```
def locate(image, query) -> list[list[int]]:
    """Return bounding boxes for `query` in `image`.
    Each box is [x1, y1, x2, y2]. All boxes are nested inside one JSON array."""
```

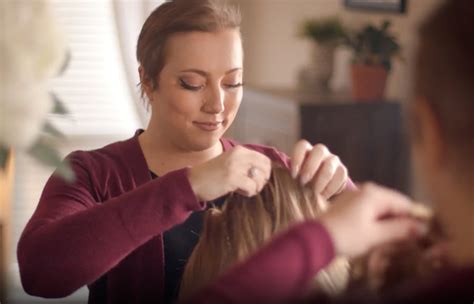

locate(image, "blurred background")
[[0, 0, 442, 302]]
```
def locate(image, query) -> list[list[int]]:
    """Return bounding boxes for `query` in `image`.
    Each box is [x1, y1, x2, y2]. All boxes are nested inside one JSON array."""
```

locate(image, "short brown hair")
[[414, 0, 474, 171], [136, 0, 241, 97]]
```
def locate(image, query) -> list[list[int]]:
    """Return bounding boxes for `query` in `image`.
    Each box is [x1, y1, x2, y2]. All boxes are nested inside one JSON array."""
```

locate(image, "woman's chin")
[[187, 134, 222, 152]]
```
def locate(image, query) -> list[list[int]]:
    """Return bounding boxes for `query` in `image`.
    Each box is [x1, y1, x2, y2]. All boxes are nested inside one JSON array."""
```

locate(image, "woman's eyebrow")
[[179, 68, 242, 76], [224, 68, 243, 75]]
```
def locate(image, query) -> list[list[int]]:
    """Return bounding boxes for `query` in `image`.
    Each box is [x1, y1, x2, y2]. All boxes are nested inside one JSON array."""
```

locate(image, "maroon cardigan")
[[17, 130, 294, 303]]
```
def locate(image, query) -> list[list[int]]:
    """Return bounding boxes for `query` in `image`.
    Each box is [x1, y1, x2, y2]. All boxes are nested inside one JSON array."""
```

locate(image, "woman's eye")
[[180, 79, 204, 91], [224, 82, 244, 89]]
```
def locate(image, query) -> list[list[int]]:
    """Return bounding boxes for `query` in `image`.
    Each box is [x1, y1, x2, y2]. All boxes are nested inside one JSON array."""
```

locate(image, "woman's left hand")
[[291, 139, 348, 200]]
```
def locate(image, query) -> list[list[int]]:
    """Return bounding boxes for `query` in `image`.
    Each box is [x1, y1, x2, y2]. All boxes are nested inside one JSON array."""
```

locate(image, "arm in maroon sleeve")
[[17, 152, 204, 298], [188, 221, 336, 304]]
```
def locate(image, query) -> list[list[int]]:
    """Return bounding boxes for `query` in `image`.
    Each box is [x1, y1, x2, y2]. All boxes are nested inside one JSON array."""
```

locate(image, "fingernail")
[[320, 191, 328, 200], [300, 174, 310, 185], [416, 223, 429, 236], [292, 165, 299, 179]]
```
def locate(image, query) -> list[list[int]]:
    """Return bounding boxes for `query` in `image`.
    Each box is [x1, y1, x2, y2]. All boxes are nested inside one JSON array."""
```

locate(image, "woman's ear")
[[138, 66, 153, 103], [413, 96, 445, 170]]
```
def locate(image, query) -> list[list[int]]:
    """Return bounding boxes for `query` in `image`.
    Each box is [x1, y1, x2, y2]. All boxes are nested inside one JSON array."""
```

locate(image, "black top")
[[150, 172, 226, 304]]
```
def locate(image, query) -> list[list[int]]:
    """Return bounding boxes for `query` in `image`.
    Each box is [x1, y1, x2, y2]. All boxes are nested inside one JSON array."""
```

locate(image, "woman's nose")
[[202, 86, 224, 114]]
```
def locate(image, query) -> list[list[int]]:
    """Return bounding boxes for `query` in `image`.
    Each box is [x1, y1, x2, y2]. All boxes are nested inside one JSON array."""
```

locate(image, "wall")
[[235, 0, 443, 102], [234, 0, 340, 90]]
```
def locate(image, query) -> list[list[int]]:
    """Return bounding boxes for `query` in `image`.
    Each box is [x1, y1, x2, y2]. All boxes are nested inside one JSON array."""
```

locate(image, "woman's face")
[[148, 29, 243, 151]]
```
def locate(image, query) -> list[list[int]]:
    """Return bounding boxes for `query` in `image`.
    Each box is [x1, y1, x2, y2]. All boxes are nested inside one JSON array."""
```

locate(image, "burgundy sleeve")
[[188, 221, 335, 304], [17, 153, 204, 298]]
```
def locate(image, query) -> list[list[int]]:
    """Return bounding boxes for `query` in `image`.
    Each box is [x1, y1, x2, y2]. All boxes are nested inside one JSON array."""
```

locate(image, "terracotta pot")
[[351, 64, 388, 102]]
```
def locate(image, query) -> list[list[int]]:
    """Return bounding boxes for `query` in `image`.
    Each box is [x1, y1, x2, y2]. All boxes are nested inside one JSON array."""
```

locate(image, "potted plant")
[[344, 20, 401, 101], [298, 17, 346, 94]]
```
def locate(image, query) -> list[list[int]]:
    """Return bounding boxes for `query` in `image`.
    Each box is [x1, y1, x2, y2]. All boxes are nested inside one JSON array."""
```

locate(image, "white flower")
[[0, 0, 66, 149], [0, 80, 53, 149]]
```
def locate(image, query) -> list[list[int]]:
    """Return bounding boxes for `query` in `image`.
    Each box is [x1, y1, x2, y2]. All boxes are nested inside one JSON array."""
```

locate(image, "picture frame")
[[344, 0, 407, 14]]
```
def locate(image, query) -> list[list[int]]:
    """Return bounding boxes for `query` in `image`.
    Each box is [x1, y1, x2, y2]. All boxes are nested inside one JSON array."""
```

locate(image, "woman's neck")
[[138, 128, 223, 176], [434, 178, 474, 267]]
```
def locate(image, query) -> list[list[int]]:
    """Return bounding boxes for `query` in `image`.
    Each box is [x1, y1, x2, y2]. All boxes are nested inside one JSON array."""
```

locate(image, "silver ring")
[[248, 166, 258, 178]]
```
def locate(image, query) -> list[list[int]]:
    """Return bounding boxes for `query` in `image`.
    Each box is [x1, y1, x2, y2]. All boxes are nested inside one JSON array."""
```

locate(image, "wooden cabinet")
[[300, 102, 411, 194]]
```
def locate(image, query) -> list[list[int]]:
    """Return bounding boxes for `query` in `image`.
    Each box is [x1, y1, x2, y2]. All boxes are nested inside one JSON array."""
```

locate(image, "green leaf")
[[55, 159, 75, 183], [0, 145, 10, 170], [51, 92, 69, 115], [27, 139, 75, 182], [300, 17, 346, 45], [57, 49, 71, 77], [43, 121, 64, 138], [344, 19, 401, 69]]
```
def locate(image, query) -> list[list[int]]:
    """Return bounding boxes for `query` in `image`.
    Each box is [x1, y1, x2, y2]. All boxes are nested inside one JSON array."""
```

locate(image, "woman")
[[17, 1, 353, 303], [184, 0, 474, 302]]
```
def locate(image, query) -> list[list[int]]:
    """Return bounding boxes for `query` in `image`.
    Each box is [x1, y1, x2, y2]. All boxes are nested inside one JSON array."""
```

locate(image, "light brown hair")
[[179, 166, 349, 300], [136, 0, 241, 99], [412, 0, 474, 173]]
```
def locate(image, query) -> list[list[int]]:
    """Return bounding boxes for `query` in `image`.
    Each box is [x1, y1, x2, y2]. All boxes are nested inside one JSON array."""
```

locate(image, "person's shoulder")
[[66, 133, 140, 171], [66, 137, 129, 161], [379, 266, 474, 304], [221, 138, 290, 168]]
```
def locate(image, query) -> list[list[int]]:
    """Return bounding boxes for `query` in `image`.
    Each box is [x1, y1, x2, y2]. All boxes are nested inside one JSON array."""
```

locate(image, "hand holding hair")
[[188, 146, 272, 201], [319, 183, 430, 259], [291, 139, 349, 200]]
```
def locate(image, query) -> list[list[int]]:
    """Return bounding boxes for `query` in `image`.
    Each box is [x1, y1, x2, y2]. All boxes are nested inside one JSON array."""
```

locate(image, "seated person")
[[347, 216, 449, 295], [180, 167, 444, 302], [179, 165, 350, 301]]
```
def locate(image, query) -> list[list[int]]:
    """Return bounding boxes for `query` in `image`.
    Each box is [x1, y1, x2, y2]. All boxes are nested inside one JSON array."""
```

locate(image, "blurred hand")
[[188, 146, 272, 201], [319, 183, 429, 259], [291, 139, 348, 200]]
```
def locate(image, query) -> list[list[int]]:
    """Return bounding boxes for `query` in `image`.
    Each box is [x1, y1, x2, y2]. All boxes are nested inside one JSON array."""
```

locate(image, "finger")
[[231, 147, 272, 183], [321, 164, 348, 199], [246, 151, 272, 182], [423, 241, 451, 264], [375, 217, 429, 245], [232, 146, 272, 170], [242, 164, 270, 196], [312, 155, 339, 195], [299, 144, 329, 185], [247, 167, 269, 194], [256, 156, 272, 182], [235, 176, 260, 197], [290, 139, 312, 178], [360, 183, 414, 217]]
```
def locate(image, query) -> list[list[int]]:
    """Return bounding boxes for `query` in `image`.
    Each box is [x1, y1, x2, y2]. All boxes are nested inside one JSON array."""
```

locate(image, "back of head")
[[414, 0, 474, 174], [179, 166, 328, 300]]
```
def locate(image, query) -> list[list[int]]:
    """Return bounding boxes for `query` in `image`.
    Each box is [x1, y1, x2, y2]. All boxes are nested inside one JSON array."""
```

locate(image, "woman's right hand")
[[187, 146, 272, 201], [320, 183, 430, 259]]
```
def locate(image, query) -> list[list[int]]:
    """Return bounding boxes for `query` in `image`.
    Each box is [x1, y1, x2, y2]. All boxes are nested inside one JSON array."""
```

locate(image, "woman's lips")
[[193, 121, 223, 132]]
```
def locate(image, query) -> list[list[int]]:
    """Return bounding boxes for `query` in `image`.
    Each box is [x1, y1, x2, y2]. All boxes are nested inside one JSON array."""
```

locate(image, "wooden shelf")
[[299, 102, 411, 194]]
